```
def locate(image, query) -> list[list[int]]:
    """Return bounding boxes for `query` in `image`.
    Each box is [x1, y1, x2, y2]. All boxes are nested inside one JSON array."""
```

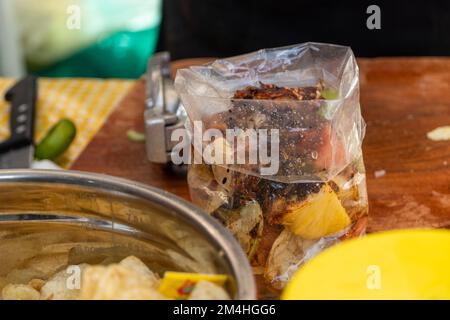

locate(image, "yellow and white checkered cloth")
[[0, 78, 133, 168]]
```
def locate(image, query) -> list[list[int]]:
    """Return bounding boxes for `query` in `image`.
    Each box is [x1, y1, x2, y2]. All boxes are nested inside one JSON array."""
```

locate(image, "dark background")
[[158, 0, 450, 59]]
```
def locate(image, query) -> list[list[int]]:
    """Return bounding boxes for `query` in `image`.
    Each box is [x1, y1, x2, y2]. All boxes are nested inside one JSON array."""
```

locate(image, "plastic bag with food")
[[175, 43, 368, 294]]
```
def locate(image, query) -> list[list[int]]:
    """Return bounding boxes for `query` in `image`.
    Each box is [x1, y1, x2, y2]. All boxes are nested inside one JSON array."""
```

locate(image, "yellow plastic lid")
[[282, 229, 450, 300]]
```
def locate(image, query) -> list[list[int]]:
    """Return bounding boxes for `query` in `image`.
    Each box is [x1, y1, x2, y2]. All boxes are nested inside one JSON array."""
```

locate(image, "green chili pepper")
[[35, 119, 77, 160]]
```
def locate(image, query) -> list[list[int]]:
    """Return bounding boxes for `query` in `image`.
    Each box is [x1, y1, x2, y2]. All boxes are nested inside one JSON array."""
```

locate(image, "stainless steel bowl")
[[0, 170, 256, 299]]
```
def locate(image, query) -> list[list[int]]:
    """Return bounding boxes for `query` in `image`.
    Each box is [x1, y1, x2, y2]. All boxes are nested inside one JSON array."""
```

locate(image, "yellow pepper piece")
[[159, 272, 228, 300]]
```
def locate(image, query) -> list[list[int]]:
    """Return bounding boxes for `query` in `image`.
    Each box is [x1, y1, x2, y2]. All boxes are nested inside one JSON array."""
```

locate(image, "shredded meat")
[[233, 82, 324, 101]]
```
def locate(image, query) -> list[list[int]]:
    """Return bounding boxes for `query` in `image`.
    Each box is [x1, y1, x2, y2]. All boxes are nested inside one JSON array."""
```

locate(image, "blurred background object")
[[1, 0, 449, 79], [0, 0, 25, 77], [1, 0, 161, 78]]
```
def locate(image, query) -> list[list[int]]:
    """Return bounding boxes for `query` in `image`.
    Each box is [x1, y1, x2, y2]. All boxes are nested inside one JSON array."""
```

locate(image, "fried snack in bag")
[[175, 43, 368, 294]]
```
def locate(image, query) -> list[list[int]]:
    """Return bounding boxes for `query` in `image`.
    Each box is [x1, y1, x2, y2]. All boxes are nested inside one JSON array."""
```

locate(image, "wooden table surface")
[[73, 58, 450, 233]]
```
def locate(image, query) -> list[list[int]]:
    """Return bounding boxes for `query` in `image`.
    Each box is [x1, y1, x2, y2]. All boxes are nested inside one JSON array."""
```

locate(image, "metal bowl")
[[0, 170, 256, 299]]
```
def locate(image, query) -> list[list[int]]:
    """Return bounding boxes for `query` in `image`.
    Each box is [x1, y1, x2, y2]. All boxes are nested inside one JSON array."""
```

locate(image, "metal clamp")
[[144, 52, 187, 164]]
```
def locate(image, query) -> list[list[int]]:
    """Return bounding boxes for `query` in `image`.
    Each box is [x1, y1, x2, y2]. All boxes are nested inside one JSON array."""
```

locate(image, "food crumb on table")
[[374, 170, 386, 178], [427, 126, 450, 141]]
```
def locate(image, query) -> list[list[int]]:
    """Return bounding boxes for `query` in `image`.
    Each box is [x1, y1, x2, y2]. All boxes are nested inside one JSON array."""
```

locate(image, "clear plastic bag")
[[175, 43, 368, 294]]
